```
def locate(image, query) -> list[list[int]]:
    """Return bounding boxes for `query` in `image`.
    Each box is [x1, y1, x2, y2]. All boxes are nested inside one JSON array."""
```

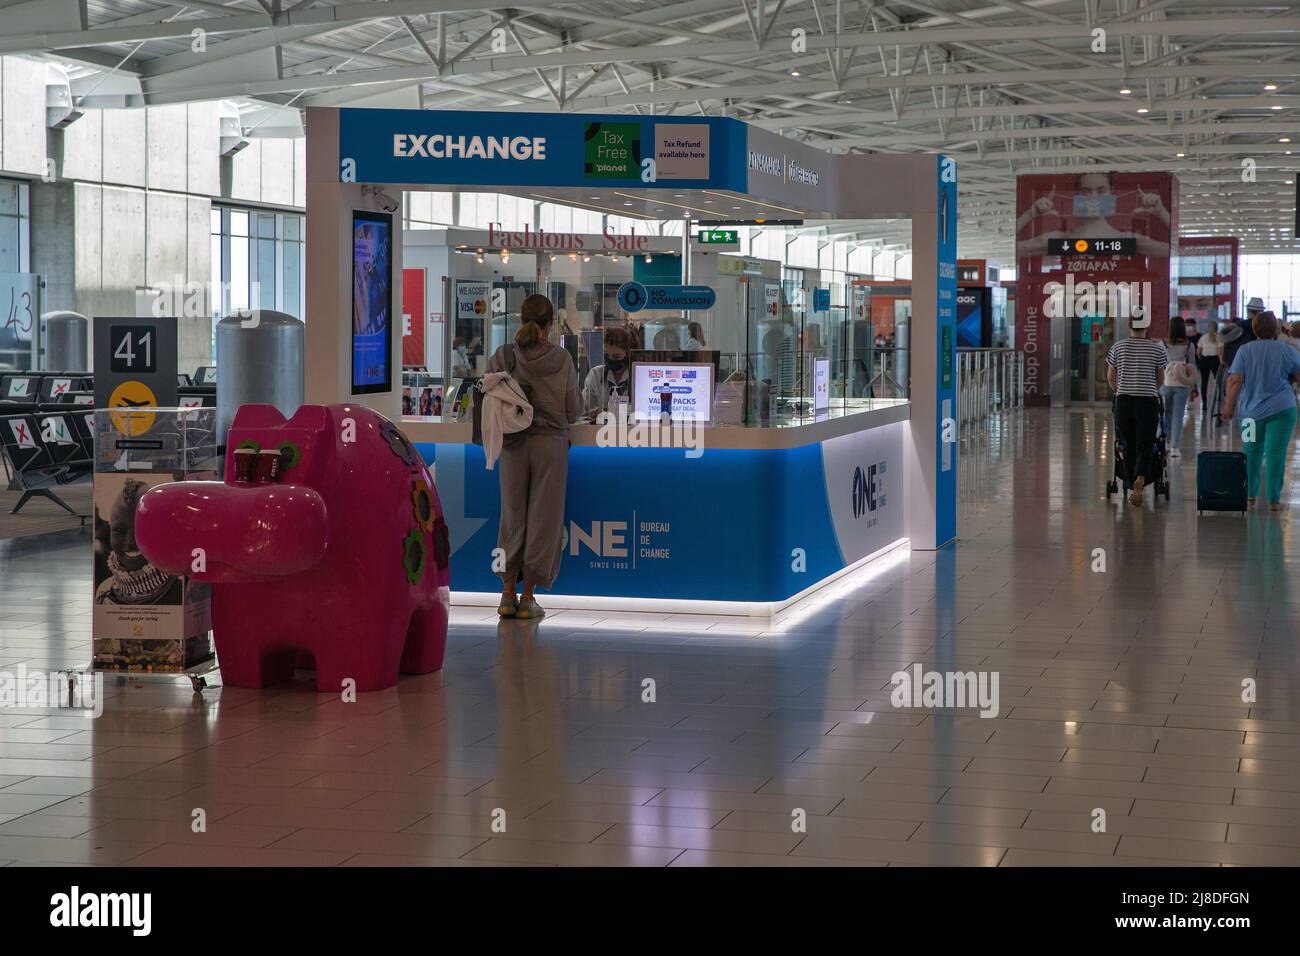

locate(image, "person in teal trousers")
[[1220, 310, 1300, 511]]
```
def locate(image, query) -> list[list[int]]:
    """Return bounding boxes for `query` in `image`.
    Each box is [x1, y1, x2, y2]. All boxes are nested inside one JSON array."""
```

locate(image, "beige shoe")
[[498, 594, 518, 617], [1129, 475, 1146, 507], [515, 597, 545, 620]]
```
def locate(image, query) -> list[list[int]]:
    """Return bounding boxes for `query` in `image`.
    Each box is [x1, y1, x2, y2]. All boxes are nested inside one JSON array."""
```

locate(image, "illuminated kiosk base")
[[411, 403, 908, 618]]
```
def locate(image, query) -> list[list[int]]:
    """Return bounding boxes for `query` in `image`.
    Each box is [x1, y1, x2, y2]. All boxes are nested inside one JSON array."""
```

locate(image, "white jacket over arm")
[[479, 371, 533, 469]]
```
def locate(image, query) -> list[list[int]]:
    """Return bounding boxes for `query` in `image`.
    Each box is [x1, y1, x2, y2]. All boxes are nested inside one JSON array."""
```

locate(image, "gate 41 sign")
[[93, 316, 179, 436]]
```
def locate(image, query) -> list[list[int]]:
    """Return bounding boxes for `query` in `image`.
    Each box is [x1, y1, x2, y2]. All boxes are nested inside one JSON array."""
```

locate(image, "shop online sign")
[[338, 109, 746, 190]]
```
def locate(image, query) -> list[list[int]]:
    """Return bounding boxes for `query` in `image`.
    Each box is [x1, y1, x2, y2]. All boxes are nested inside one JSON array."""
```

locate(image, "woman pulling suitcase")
[[1219, 310, 1300, 512]]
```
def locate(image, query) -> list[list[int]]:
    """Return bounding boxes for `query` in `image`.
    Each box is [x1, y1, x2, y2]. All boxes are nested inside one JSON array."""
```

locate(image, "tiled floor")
[[2, 404, 1299, 866]]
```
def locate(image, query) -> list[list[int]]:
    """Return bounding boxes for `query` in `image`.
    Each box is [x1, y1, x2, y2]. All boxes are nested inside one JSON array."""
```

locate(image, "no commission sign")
[[617, 282, 717, 313]]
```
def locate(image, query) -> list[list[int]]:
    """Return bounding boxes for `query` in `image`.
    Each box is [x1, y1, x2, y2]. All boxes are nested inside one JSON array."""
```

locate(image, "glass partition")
[[404, 243, 910, 429]]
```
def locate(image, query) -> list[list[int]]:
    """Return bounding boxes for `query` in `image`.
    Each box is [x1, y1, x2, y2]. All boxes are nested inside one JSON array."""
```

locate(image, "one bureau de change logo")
[[851, 461, 887, 519]]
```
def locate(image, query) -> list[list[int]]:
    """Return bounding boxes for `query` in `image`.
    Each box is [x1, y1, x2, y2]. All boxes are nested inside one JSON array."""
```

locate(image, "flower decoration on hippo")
[[134, 404, 450, 691]]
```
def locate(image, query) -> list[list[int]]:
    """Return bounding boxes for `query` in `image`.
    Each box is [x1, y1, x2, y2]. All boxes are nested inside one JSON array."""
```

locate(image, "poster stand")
[[89, 406, 218, 692]]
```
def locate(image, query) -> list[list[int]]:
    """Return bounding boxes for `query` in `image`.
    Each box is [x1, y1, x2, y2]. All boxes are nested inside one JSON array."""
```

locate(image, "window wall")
[[1239, 254, 1300, 317], [0, 179, 32, 370], [211, 205, 305, 320], [0, 178, 30, 274]]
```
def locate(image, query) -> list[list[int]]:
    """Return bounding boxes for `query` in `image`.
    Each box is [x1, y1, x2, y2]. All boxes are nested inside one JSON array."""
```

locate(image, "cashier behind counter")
[[583, 325, 633, 420]]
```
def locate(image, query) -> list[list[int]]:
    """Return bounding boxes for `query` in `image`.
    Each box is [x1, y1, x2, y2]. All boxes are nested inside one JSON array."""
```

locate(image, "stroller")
[[1106, 396, 1170, 502]]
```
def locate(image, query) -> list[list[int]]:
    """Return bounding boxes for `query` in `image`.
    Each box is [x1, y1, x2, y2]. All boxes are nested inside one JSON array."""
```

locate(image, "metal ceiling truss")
[[4, 0, 1299, 256]]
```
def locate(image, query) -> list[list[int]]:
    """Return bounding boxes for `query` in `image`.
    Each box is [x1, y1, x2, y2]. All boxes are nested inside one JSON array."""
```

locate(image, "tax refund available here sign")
[[336, 108, 746, 191], [617, 282, 717, 313]]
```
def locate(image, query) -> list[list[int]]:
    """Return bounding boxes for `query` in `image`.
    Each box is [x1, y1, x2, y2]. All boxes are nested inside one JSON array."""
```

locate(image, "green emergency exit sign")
[[697, 229, 738, 244]]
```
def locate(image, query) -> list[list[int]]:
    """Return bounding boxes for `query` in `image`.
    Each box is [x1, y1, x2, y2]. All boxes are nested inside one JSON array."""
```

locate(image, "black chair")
[[38, 373, 92, 405], [0, 412, 89, 520], [178, 387, 216, 408], [178, 373, 193, 387], [33, 412, 89, 474], [193, 365, 217, 387], [51, 390, 95, 407], [0, 373, 43, 411], [68, 409, 96, 462]]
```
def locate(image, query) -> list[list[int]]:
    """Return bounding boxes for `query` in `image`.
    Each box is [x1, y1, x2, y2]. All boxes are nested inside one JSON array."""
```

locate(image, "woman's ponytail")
[[514, 294, 555, 347]]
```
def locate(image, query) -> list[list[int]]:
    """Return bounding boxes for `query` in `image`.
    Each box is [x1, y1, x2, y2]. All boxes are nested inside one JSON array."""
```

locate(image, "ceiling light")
[[1136, 107, 1149, 114], [1281, 138, 1291, 143], [791, 70, 800, 77], [645, 255, 653, 263], [1265, 83, 1278, 91], [1176, 152, 1185, 157], [582, 254, 591, 262], [569, 252, 577, 262], [1272, 105, 1283, 110], [1119, 88, 1132, 95], [623, 201, 633, 206]]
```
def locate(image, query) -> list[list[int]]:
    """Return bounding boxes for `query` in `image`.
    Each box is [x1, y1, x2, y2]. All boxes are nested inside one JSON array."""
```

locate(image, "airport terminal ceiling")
[[8, 0, 1300, 258]]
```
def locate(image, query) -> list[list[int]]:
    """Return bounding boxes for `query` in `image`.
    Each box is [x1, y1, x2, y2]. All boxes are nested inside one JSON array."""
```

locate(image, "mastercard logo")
[[474, 299, 486, 315]]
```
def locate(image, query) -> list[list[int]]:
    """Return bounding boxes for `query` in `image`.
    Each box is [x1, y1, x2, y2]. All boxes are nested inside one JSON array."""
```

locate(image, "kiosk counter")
[[303, 106, 960, 614], [406, 400, 909, 613]]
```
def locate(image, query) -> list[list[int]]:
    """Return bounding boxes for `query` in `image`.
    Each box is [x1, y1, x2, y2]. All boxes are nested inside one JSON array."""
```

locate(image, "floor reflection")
[[2, 404, 1300, 865]]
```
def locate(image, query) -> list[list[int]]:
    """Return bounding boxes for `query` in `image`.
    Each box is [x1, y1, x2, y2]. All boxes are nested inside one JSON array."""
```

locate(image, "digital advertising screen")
[[955, 290, 986, 349], [631, 362, 714, 422], [351, 210, 393, 394]]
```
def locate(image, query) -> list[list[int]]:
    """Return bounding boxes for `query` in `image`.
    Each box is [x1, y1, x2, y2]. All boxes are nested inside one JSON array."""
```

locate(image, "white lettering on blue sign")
[[786, 160, 819, 187], [748, 151, 782, 177], [392, 134, 547, 161]]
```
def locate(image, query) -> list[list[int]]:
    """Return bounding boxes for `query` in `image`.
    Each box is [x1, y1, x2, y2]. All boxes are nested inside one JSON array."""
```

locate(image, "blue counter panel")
[[417, 421, 905, 603]]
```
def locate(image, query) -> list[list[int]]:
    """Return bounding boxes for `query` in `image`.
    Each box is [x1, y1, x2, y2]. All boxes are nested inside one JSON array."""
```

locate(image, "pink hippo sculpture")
[[135, 404, 450, 691]]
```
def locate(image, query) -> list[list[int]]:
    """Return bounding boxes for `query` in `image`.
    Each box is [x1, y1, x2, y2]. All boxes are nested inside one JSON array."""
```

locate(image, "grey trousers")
[[497, 432, 569, 589]]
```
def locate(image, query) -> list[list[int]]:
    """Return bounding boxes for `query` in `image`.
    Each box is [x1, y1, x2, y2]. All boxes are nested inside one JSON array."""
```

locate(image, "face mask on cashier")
[[606, 357, 627, 373], [1072, 193, 1117, 217]]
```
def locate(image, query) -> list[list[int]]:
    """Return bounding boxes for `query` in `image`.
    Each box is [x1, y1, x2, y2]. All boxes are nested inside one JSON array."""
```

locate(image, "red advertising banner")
[[402, 268, 426, 367], [1015, 170, 1178, 405]]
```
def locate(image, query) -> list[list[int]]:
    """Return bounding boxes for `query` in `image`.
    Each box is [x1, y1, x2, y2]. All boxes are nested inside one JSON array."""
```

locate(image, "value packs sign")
[[339, 109, 746, 191], [419, 419, 905, 603]]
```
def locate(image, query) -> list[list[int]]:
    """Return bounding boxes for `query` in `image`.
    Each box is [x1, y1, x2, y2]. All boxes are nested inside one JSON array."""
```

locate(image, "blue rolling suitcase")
[[1197, 451, 1248, 514]]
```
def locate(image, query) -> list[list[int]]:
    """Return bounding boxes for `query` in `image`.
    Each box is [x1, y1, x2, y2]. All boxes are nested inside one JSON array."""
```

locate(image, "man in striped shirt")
[[1106, 316, 1168, 506]]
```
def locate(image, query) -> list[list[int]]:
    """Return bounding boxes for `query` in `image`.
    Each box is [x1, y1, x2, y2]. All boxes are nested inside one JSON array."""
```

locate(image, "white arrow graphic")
[[432, 443, 488, 559]]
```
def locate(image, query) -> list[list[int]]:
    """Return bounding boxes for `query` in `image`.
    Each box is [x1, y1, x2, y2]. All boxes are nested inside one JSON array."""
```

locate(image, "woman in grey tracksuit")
[[487, 294, 580, 620]]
